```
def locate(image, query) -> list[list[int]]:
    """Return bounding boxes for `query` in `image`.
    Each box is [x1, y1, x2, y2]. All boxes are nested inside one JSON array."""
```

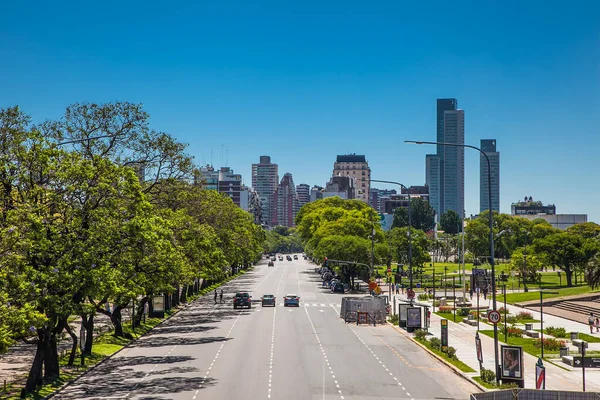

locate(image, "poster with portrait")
[[501, 345, 523, 379], [406, 307, 422, 328]]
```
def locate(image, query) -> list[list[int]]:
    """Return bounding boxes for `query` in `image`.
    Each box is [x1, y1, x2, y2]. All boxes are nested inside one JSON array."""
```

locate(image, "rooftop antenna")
[[226, 149, 229, 166], [210, 148, 213, 167], [221, 144, 224, 167]]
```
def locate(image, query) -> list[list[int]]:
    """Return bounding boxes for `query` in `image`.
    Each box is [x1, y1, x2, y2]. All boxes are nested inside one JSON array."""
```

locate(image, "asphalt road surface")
[[55, 257, 480, 399]]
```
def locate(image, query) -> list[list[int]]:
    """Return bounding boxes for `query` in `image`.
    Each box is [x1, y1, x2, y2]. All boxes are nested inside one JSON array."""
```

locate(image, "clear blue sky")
[[1, 1, 599, 222]]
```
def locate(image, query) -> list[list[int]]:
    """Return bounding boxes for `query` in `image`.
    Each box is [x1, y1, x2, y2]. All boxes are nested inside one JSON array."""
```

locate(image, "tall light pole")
[[371, 179, 413, 290], [406, 140, 500, 384]]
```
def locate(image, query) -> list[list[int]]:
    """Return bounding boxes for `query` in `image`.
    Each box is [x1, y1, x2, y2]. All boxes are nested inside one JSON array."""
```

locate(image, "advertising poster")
[[406, 307, 421, 328], [501, 345, 523, 379]]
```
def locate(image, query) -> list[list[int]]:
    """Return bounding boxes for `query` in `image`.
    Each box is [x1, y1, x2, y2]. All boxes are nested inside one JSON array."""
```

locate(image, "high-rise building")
[[442, 109, 465, 219], [480, 139, 500, 213], [240, 186, 262, 224], [370, 188, 397, 213], [323, 176, 355, 199], [425, 99, 464, 219], [332, 154, 371, 202], [296, 183, 310, 210], [252, 156, 279, 226], [271, 173, 298, 227], [198, 165, 219, 190], [310, 185, 324, 202], [425, 155, 441, 218], [217, 167, 242, 206]]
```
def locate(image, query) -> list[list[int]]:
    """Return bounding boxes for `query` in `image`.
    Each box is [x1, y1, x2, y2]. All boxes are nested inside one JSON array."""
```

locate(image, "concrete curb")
[[385, 321, 488, 393], [45, 267, 257, 399]]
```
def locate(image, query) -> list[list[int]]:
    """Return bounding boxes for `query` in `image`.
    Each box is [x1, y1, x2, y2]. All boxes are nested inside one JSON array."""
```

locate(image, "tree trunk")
[[82, 314, 94, 355], [565, 266, 573, 287], [188, 283, 194, 297], [133, 297, 149, 328], [180, 284, 188, 303], [111, 306, 124, 337], [44, 318, 66, 381], [24, 330, 46, 393], [64, 324, 77, 366]]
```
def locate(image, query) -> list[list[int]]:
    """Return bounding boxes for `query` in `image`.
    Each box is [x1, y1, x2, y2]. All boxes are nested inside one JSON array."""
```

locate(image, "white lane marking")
[[267, 265, 286, 399], [348, 326, 411, 398]]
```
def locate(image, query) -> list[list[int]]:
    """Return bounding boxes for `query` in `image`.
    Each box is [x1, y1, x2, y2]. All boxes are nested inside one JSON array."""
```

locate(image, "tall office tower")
[[332, 154, 371, 202], [252, 156, 279, 226], [425, 155, 441, 218], [436, 98, 458, 215], [271, 173, 298, 227], [217, 167, 243, 206], [296, 183, 310, 210], [480, 139, 500, 213], [442, 109, 465, 218]]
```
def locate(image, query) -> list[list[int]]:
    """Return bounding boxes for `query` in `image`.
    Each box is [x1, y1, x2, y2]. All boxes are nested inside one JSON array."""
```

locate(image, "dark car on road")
[[283, 294, 300, 307], [268, 260, 274, 267], [261, 294, 276, 307], [286, 255, 292, 261], [293, 254, 298, 260], [233, 292, 252, 309]]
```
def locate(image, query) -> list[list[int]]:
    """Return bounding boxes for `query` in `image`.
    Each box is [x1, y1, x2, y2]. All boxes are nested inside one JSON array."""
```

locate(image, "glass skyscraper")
[[480, 139, 500, 213]]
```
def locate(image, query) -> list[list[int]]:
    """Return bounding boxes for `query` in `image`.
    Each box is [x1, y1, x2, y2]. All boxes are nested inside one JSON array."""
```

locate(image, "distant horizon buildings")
[[480, 139, 500, 213], [271, 172, 298, 227], [296, 183, 310, 210], [252, 155, 279, 226], [426, 98, 465, 220], [511, 196, 587, 229], [332, 154, 371, 202]]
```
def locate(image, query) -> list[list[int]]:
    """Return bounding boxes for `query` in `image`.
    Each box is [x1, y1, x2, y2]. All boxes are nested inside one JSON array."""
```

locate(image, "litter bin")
[[525, 323, 533, 331], [560, 347, 569, 357], [570, 332, 579, 341]]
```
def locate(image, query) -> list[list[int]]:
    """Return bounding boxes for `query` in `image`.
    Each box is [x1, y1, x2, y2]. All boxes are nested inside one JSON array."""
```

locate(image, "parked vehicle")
[[268, 260, 274, 267], [293, 254, 298, 260]]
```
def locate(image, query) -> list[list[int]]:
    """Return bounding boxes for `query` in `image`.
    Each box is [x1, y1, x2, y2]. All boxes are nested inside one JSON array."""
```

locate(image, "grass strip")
[[415, 338, 475, 373]]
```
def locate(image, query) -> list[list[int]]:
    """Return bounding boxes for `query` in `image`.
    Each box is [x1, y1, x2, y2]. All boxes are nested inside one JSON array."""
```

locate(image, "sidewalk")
[[387, 286, 600, 392]]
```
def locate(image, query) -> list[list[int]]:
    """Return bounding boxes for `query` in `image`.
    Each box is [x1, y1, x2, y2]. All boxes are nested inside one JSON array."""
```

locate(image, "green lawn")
[[479, 330, 566, 359], [415, 338, 475, 373], [472, 376, 518, 390], [576, 333, 600, 343], [505, 285, 597, 304]]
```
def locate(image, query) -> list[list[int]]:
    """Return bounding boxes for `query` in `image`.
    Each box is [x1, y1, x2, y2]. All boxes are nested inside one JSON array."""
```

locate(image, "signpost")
[[535, 358, 545, 390], [475, 332, 483, 372], [441, 319, 448, 352], [488, 310, 501, 325]]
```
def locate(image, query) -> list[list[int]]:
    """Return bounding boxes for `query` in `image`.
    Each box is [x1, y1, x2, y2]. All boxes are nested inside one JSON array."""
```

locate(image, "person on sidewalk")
[[220, 289, 224, 304], [589, 313, 595, 333], [596, 317, 600, 333], [214, 290, 218, 304]]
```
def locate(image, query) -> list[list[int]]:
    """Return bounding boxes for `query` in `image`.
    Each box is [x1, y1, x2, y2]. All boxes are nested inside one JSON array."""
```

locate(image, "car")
[[293, 254, 298, 260], [278, 256, 283, 261], [233, 292, 252, 309], [261, 294, 276, 307], [283, 294, 300, 307], [268, 260, 274, 267], [270, 257, 276, 261], [286, 255, 292, 261]]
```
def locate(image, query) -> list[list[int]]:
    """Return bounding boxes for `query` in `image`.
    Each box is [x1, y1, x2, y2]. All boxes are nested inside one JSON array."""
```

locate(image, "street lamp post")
[[371, 179, 413, 290], [406, 140, 500, 383]]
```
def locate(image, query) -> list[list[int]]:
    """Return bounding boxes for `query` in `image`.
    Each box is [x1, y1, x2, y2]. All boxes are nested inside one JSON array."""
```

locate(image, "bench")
[[525, 330, 540, 338], [462, 318, 478, 326]]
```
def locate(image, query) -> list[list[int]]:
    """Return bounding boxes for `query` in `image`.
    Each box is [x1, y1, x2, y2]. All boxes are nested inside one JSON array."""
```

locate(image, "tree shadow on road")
[[130, 336, 232, 348], [151, 324, 218, 335]]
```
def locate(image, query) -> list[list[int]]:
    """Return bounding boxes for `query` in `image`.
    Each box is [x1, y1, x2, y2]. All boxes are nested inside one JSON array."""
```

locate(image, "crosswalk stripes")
[[274, 303, 341, 308]]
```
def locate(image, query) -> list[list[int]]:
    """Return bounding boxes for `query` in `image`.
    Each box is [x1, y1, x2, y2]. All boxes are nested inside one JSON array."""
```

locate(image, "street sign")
[[535, 358, 545, 390], [488, 310, 501, 324], [407, 289, 416, 299], [475, 332, 483, 364]]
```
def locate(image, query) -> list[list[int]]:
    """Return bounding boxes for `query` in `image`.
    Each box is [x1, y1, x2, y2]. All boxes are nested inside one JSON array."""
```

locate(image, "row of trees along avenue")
[[295, 196, 600, 292], [0, 103, 265, 393]]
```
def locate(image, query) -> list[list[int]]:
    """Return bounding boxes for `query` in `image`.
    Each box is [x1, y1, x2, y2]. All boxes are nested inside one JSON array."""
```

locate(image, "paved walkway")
[[387, 286, 600, 392]]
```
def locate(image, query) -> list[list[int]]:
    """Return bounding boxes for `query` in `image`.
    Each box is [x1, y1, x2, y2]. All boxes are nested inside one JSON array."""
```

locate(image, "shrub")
[[388, 314, 399, 324], [504, 315, 517, 324], [480, 367, 496, 384], [439, 306, 453, 313], [534, 338, 566, 351], [497, 306, 507, 314], [501, 326, 524, 337], [429, 337, 441, 349], [446, 346, 457, 360], [516, 311, 534, 321], [432, 300, 441, 307], [414, 329, 427, 341], [458, 308, 470, 317], [545, 326, 567, 338], [418, 293, 429, 301]]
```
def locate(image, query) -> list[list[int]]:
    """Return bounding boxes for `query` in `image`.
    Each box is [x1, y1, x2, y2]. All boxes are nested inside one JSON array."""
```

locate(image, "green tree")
[[391, 197, 436, 232], [386, 227, 431, 273], [440, 210, 461, 234], [509, 248, 542, 286]]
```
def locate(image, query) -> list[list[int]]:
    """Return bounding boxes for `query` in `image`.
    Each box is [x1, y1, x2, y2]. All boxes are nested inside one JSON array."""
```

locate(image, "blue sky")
[[1, 1, 599, 222]]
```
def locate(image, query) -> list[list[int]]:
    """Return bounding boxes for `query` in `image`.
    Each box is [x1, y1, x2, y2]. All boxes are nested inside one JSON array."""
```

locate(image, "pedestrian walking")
[[469, 289, 473, 300], [396, 283, 399, 294], [588, 313, 595, 333], [220, 289, 224, 304], [596, 317, 599, 333], [483, 287, 488, 300], [214, 290, 218, 304]]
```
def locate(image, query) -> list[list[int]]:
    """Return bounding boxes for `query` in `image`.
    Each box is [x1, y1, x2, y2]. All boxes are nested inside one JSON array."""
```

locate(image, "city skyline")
[[1, 2, 598, 222]]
